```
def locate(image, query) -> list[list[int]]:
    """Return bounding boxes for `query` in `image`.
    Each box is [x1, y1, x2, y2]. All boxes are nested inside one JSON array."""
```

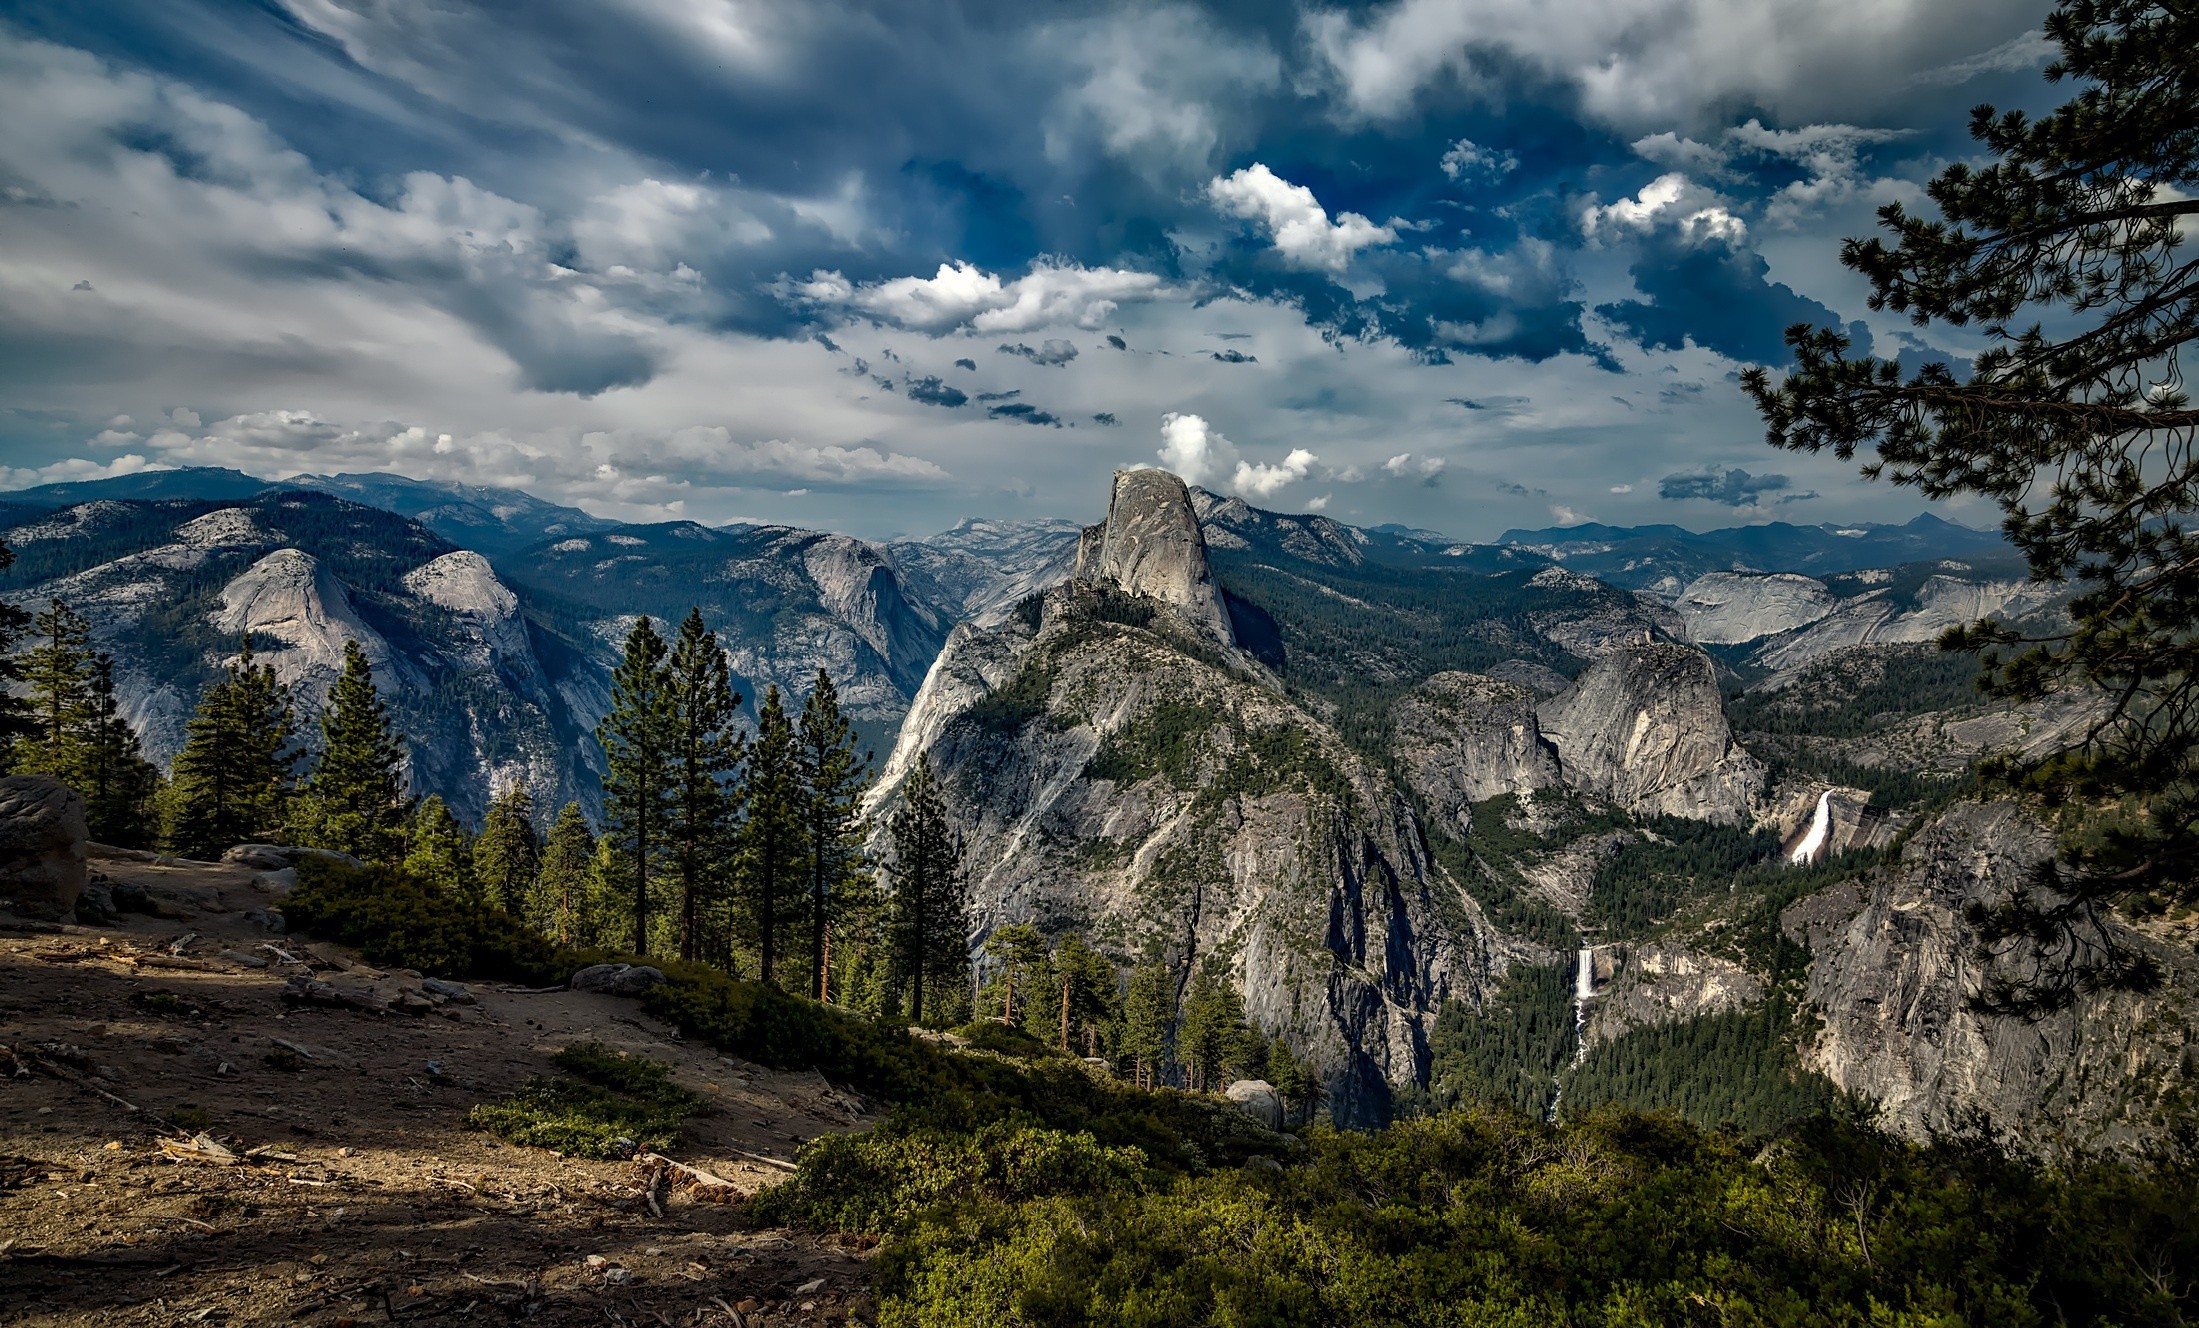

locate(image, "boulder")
[[570, 963, 667, 996], [1224, 1079, 1284, 1131], [223, 844, 365, 873], [0, 776, 90, 921]]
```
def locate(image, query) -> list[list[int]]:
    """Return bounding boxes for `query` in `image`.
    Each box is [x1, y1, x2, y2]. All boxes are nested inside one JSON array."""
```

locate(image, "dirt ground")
[[1, 853, 880, 1326]]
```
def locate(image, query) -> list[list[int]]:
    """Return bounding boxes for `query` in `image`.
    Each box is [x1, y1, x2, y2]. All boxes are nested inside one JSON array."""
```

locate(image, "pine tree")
[[885, 755, 969, 1025], [477, 784, 541, 917], [18, 597, 93, 782], [795, 669, 871, 1001], [598, 616, 674, 958], [532, 800, 595, 945], [80, 655, 160, 847], [168, 638, 299, 859], [1052, 932, 1119, 1055], [740, 685, 805, 987], [666, 608, 745, 964], [295, 640, 409, 863], [1121, 959, 1175, 1090], [0, 538, 32, 759], [403, 794, 473, 895], [982, 922, 1050, 1027], [1741, 0, 2199, 1010], [1178, 959, 1253, 1092]]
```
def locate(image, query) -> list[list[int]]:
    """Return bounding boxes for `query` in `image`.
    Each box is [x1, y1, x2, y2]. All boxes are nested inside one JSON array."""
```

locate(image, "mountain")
[[886, 517, 1082, 625], [0, 466, 270, 508], [0, 492, 587, 825], [0, 466, 620, 556], [283, 472, 618, 555], [1496, 513, 2014, 594], [494, 520, 950, 756]]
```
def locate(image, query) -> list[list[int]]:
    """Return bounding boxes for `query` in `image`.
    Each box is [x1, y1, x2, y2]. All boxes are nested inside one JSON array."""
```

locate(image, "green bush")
[[466, 1042, 706, 1159], [951, 1020, 1066, 1059], [752, 1120, 1147, 1234], [281, 856, 581, 984]]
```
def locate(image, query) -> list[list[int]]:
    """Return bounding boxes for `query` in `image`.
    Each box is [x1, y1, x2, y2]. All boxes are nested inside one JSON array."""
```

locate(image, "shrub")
[[466, 1042, 706, 1159], [281, 856, 579, 984]]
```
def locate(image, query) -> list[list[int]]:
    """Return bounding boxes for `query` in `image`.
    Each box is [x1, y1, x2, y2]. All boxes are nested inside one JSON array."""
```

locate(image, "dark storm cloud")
[[998, 339, 1078, 366], [905, 375, 969, 408], [1658, 467, 1795, 507]]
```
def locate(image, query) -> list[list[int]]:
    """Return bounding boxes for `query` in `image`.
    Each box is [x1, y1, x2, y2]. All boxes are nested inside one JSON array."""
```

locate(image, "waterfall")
[[1790, 789, 1834, 865], [1551, 944, 1596, 1120]]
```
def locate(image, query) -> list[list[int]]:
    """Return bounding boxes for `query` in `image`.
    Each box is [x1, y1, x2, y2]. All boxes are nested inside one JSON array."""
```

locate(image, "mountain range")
[[5, 463, 2187, 1143]]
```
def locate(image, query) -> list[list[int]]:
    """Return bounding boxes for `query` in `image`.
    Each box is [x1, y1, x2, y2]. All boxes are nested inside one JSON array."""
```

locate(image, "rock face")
[[1073, 469, 1235, 645], [1786, 800, 2199, 1152], [0, 777, 90, 920], [1536, 642, 1765, 823], [1674, 571, 1836, 645], [1751, 575, 2058, 671], [1388, 672, 1561, 831], [1586, 943, 1763, 1046], [889, 518, 1084, 625], [214, 548, 402, 703], [883, 582, 1512, 1125]]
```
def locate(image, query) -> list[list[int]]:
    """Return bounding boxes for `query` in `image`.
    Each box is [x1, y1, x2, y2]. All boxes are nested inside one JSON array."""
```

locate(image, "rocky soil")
[[0, 855, 877, 1327]]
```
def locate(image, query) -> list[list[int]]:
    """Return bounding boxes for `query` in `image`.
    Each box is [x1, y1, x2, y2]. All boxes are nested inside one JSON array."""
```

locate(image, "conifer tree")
[[403, 794, 473, 895], [477, 784, 541, 918], [1052, 932, 1118, 1055], [168, 638, 299, 859], [740, 685, 805, 986], [1178, 959, 1253, 1092], [1742, 0, 2199, 1009], [666, 608, 745, 964], [80, 654, 160, 847], [295, 640, 409, 863], [598, 616, 674, 957], [1121, 959, 1175, 1090], [19, 597, 93, 781], [532, 800, 595, 945], [796, 669, 870, 1001], [885, 755, 968, 1025], [982, 922, 1051, 1027], [0, 538, 32, 757]]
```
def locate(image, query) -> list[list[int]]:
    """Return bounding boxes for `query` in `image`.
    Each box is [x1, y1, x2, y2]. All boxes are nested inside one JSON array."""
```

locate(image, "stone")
[[224, 844, 365, 873], [243, 907, 286, 933], [254, 868, 299, 896], [0, 776, 90, 921], [1072, 468, 1235, 645], [1224, 1079, 1284, 1131], [1536, 641, 1766, 824], [570, 963, 667, 996], [421, 978, 475, 1004]]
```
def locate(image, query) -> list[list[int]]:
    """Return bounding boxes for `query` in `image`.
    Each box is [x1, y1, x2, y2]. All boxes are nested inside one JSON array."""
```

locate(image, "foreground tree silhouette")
[[1743, 0, 2199, 1013], [81, 656, 160, 847], [0, 538, 32, 756], [169, 639, 298, 859], [476, 784, 541, 917], [666, 608, 744, 964], [884, 755, 967, 1025], [740, 686, 804, 986], [796, 670, 870, 1001], [296, 640, 409, 863], [599, 616, 674, 955]]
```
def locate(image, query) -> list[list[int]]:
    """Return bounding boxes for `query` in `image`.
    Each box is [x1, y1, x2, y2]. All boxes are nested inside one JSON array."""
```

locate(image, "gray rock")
[[243, 907, 286, 933], [1072, 468, 1235, 645], [1675, 571, 1836, 645], [421, 977, 476, 1004], [1224, 1079, 1284, 1131], [76, 871, 118, 924], [0, 776, 90, 921], [223, 844, 364, 873], [1389, 672, 1562, 828], [1537, 641, 1765, 823], [570, 963, 666, 996], [253, 868, 299, 896]]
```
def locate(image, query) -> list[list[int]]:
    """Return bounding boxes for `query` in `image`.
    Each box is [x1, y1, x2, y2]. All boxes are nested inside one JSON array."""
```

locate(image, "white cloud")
[[1440, 138, 1517, 181], [1581, 173, 1745, 246], [0, 453, 172, 490], [1037, 7, 1282, 179], [1206, 163, 1397, 275], [1155, 412, 1316, 499], [1635, 120, 1910, 228], [793, 259, 1167, 333], [1306, 0, 2038, 130], [1306, 493, 1331, 510]]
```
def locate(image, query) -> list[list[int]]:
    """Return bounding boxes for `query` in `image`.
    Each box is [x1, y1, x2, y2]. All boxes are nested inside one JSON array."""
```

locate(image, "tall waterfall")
[[1551, 944, 1597, 1120], [1790, 789, 1834, 865]]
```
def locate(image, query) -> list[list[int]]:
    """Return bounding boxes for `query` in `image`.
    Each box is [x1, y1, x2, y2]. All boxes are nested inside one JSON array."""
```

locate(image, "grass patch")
[[466, 1042, 707, 1159]]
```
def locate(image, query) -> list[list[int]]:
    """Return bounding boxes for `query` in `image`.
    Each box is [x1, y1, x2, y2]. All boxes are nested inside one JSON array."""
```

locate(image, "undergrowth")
[[466, 1042, 707, 1158]]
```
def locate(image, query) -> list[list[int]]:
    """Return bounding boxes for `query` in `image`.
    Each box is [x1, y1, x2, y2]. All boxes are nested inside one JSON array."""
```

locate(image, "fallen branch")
[[715, 1144, 797, 1173], [159, 1133, 241, 1166], [27, 1054, 156, 1123], [633, 1153, 746, 1202]]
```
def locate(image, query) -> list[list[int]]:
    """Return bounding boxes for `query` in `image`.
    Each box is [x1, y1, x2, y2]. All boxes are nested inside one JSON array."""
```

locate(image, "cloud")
[[1305, 0, 2039, 130], [904, 375, 969, 408], [1155, 412, 1316, 499], [1383, 452, 1447, 483], [1634, 119, 1911, 228], [0, 452, 172, 491], [1581, 173, 1745, 246], [989, 402, 1063, 426], [1657, 466, 1794, 507], [953, 357, 977, 370], [1206, 163, 1397, 275], [1210, 348, 1257, 364], [998, 338, 1079, 366], [789, 259, 1166, 333], [1440, 138, 1517, 181]]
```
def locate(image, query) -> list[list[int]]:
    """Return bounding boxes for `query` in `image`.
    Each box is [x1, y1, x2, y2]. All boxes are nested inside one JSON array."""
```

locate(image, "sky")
[[0, 0, 2062, 541]]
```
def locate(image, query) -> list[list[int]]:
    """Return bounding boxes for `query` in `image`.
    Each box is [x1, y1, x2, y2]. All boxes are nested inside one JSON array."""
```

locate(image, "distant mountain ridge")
[[1496, 513, 2015, 593]]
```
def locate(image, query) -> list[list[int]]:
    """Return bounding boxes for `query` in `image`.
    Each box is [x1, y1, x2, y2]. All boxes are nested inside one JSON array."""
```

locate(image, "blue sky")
[[0, 0, 2059, 539]]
